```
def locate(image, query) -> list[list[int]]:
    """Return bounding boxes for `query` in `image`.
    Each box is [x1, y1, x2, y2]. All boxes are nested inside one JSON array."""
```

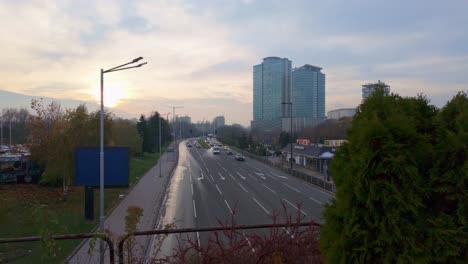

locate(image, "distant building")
[[362, 80, 390, 102], [327, 108, 356, 120], [213, 116, 225, 128], [281, 64, 326, 133], [252, 57, 292, 132], [178, 115, 191, 124], [292, 64, 326, 119]]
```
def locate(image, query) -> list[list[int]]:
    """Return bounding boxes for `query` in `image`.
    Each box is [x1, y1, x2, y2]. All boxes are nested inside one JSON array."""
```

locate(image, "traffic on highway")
[[149, 138, 333, 258]]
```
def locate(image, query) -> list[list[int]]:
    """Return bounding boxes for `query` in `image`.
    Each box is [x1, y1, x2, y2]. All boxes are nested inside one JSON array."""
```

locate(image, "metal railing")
[[0, 233, 114, 263], [0, 221, 319, 264]]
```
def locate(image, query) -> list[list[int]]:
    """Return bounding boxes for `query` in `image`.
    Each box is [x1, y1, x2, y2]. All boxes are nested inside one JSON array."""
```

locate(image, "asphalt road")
[[148, 140, 333, 259]]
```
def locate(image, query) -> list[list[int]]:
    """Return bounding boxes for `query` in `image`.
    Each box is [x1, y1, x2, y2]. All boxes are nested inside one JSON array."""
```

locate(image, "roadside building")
[[281, 143, 334, 174]]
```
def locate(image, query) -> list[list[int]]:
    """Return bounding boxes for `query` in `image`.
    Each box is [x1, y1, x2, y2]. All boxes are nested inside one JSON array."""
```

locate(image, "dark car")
[[227, 150, 233, 155], [235, 153, 244, 161]]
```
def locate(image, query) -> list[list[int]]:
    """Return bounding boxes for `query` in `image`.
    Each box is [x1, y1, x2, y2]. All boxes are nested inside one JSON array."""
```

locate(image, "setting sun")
[[88, 83, 129, 108]]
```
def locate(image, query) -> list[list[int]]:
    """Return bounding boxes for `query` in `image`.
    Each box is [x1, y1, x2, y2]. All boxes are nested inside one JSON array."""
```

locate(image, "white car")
[[213, 147, 221, 155]]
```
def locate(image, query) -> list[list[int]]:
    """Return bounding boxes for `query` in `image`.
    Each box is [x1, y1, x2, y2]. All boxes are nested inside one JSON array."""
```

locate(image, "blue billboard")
[[75, 147, 129, 187]]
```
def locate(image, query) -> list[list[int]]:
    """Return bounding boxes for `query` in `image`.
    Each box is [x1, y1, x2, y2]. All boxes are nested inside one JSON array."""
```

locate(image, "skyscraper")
[[213, 116, 225, 128], [281, 64, 326, 133], [362, 80, 390, 102], [291, 64, 325, 119], [252, 57, 292, 132]]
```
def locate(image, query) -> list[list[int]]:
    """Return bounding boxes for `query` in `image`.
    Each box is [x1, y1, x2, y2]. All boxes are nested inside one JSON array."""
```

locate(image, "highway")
[[148, 140, 333, 258]]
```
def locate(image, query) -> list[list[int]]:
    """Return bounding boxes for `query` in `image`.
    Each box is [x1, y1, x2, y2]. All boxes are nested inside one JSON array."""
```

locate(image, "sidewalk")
[[267, 156, 328, 180], [66, 146, 178, 264]]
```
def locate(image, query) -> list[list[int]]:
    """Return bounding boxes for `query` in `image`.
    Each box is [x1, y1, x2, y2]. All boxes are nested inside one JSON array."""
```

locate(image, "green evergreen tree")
[[425, 92, 467, 261], [320, 89, 440, 262]]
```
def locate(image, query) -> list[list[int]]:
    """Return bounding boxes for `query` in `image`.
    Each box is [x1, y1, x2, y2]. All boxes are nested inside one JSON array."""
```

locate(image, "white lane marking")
[[255, 172, 266, 180], [238, 167, 248, 173], [205, 166, 210, 173], [283, 183, 301, 193], [191, 183, 194, 196], [282, 227, 295, 238], [270, 171, 288, 179], [197, 172, 205, 180], [283, 198, 308, 216], [243, 232, 256, 253], [262, 184, 277, 194], [193, 200, 197, 218], [218, 172, 225, 181], [238, 183, 248, 193], [224, 200, 233, 215], [197, 232, 201, 247], [309, 197, 323, 205], [236, 172, 246, 180], [217, 162, 228, 172], [189, 175, 193, 184], [228, 173, 236, 180], [253, 197, 270, 215], [209, 173, 215, 182], [215, 184, 223, 195]]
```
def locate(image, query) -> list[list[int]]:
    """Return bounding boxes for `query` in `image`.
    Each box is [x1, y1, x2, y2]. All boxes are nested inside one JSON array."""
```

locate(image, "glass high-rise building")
[[252, 57, 292, 132], [291, 64, 325, 119]]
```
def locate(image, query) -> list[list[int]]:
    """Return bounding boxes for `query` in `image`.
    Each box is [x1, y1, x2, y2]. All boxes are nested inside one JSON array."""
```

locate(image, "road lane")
[[151, 141, 330, 259]]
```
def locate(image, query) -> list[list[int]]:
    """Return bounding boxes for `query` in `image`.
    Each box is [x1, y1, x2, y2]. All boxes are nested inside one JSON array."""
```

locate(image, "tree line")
[[2, 99, 174, 193]]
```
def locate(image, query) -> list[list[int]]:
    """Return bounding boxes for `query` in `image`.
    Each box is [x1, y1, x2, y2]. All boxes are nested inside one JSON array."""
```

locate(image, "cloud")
[[0, 0, 467, 126]]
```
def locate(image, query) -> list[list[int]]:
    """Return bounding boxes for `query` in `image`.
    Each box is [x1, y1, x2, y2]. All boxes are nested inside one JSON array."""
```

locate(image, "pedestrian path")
[[66, 146, 178, 264]]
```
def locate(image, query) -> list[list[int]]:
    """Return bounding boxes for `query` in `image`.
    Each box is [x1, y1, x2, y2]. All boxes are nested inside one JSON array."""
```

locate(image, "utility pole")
[[159, 112, 170, 177], [9, 120, 12, 147], [282, 102, 293, 170], [170, 106, 183, 143]]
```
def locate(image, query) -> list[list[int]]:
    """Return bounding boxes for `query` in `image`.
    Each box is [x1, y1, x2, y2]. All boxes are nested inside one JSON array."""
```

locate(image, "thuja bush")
[[320, 90, 467, 263]]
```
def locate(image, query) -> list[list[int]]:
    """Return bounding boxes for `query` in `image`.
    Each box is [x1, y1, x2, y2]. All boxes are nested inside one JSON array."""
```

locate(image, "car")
[[187, 143, 192, 147], [226, 150, 233, 155], [235, 153, 244, 161], [223, 146, 229, 150], [218, 144, 223, 147], [195, 144, 201, 148], [213, 147, 221, 155]]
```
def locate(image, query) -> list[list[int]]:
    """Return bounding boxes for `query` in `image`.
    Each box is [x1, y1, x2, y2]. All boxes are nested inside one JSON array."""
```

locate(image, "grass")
[[197, 138, 210, 149], [0, 152, 161, 264]]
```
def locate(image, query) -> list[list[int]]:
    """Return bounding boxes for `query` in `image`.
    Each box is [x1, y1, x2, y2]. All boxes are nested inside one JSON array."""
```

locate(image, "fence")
[[0, 221, 318, 264], [238, 150, 336, 193]]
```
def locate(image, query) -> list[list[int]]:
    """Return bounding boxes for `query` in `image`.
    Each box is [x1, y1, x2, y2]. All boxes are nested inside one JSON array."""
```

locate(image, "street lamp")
[[99, 57, 147, 237], [159, 112, 171, 177], [282, 102, 293, 170], [170, 106, 183, 143]]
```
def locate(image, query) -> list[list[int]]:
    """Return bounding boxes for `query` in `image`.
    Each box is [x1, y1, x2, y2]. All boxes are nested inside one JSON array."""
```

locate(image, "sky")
[[0, 0, 467, 126]]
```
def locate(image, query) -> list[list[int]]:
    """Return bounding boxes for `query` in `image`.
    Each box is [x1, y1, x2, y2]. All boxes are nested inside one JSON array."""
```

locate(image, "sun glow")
[[89, 83, 129, 108]]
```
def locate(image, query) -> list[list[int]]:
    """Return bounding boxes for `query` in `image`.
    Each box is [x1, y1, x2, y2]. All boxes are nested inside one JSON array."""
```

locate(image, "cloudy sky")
[[0, 0, 467, 125]]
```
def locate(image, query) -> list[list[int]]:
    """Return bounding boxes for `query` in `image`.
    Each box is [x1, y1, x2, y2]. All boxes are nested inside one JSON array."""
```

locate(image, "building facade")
[[292, 64, 326, 119], [327, 108, 356, 120], [252, 57, 292, 132], [362, 80, 390, 102], [178, 115, 191, 124], [212, 116, 225, 128]]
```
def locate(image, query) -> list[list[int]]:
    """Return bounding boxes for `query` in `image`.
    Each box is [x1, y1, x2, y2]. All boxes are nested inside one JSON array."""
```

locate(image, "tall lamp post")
[[282, 102, 293, 170], [99, 57, 147, 238], [159, 112, 171, 177], [170, 106, 183, 143]]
